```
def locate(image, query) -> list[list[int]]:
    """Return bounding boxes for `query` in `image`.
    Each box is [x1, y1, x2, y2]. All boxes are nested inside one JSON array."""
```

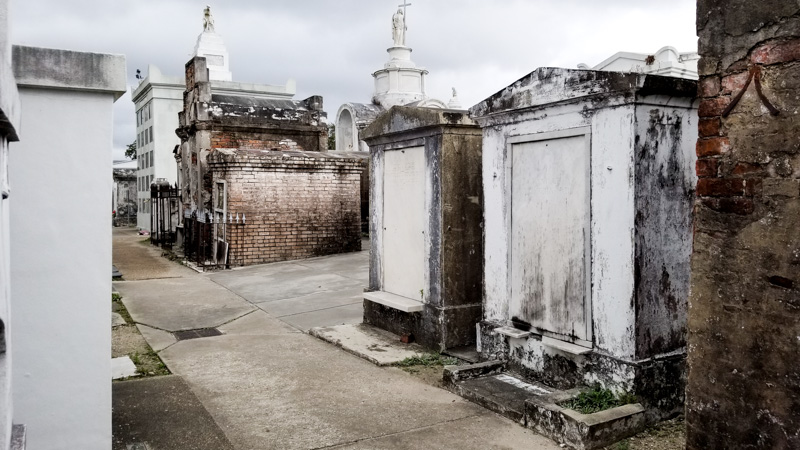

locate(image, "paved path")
[[112, 228, 558, 449]]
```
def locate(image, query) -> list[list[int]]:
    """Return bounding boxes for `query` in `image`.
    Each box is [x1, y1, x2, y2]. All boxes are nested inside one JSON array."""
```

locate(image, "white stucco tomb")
[[470, 68, 698, 419], [579, 46, 699, 80], [10, 45, 126, 450], [361, 106, 483, 350]]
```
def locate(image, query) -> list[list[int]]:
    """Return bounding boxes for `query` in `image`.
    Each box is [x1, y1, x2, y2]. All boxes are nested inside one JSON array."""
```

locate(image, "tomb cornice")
[[13, 45, 126, 101], [470, 67, 696, 120], [362, 105, 477, 141]]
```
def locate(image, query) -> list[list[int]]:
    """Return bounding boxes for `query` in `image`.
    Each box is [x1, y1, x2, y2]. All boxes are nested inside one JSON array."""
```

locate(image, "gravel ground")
[[605, 417, 685, 450]]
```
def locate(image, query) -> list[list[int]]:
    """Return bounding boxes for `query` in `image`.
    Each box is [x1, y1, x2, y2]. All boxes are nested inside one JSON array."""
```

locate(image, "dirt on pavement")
[[112, 227, 194, 281]]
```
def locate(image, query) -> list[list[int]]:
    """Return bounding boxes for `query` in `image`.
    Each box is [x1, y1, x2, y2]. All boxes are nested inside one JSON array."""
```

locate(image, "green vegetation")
[[125, 140, 137, 160], [560, 383, 637, 414], [611, 441, 630, 450], [395, 352, 459, 368], [112, 299, 133, 324], [111, 292, 122, 302], [130, 348, 170, 377]]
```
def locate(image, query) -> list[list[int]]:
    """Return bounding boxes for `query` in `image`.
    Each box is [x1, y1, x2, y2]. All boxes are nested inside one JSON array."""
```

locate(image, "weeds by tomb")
[[560, 383, 637, 414]]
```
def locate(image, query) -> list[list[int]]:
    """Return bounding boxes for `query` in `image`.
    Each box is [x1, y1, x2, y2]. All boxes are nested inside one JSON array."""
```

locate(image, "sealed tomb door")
[[382, 146, 426, 301], [509, 130, 592, 344]]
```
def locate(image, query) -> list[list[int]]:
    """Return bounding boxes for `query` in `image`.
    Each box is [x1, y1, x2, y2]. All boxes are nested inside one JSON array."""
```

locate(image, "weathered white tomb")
[[579, 46, 699, 80], [470, 68, 698, 418], [360, 106, 482, 350]]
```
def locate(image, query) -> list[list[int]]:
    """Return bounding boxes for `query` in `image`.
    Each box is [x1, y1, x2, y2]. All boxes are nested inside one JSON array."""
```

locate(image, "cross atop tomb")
[[398, 1, 412, 16]]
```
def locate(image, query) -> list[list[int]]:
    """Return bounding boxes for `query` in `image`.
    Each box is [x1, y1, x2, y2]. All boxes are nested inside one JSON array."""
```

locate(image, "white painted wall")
[[9, 87, 114, 450], [0, 2, 18, 445], [0, 139, 12, 450]]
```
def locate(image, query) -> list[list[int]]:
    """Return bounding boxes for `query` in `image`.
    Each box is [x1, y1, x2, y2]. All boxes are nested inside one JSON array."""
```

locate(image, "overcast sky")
[[10, 0, 697, 160]]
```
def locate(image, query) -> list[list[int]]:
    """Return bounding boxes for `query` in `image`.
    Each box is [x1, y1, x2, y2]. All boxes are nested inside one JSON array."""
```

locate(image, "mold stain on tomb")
[[633, 108, 691, 356]]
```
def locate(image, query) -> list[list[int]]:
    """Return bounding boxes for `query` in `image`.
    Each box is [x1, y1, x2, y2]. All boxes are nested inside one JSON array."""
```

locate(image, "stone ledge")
[[13, 45, 126, 100], [494, 326, 531, 339], [541, 336, 592, 355], [363, 291, 424, 313], [444, 363, 650, 450], [443, 360, 505, 384], [309, 323, 425, 366], [526, 400, 646, 450]]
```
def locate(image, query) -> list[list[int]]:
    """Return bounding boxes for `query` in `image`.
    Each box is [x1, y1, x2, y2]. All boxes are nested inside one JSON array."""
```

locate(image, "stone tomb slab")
[[309, 323, 426, 366], [111, 356, 138, 380], [444, 363, 647, 449]]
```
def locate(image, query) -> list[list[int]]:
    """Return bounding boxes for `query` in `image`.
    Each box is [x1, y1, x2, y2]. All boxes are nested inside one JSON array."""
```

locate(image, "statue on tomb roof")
[[392, 9, 406, 46], [203, 5, 215, 32]]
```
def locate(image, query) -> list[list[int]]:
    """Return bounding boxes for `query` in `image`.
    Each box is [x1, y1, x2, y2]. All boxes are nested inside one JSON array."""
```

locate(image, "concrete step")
[[444, 362, 647, 450], [309, 323, 426, 366]]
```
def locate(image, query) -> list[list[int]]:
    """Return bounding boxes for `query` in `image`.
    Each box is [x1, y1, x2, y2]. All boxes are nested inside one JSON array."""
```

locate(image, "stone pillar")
[[688, 2, 800, 448]]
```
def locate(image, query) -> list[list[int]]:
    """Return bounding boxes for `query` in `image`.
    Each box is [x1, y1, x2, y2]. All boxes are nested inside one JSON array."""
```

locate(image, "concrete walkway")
[[112, 228, 558, 449]]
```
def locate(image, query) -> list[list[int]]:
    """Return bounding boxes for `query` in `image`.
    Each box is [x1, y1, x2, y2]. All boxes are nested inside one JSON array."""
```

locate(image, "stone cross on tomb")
[[398, 0, 412, 16]]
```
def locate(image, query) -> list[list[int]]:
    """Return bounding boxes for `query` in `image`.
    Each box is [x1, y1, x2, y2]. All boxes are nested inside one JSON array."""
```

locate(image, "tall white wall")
[[0, 1, 20, 447], [9, 45, 124, 450], [9, 87, 113, 450]]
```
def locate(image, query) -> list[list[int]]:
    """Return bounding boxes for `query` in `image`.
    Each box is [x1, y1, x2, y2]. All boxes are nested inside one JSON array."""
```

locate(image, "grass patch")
[[395, 352, 459, 368], [111, 292, 122, 302], [112, 299, 134, 324], [130, 348, 170, 377], [111, 297, 171, 378], [560, 383, 637, 414]]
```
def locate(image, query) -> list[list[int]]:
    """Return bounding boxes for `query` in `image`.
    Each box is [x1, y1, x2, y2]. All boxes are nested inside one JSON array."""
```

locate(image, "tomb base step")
[[442, 345, 480, 363], [309, 323, 425, 366], [443, 362, 647, 450]]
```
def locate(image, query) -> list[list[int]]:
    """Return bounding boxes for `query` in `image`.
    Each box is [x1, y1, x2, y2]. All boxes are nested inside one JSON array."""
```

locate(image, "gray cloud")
[[10, 0, 697, 160]]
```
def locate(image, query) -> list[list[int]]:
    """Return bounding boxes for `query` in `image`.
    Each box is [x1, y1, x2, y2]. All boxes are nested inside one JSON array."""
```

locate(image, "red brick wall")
[[210, 130, 312, 152], [209, 150, 363, 266]]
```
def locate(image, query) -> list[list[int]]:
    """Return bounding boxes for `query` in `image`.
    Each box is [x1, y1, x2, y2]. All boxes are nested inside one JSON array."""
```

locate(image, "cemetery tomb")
[[469, 67, 698, 424], [361, 106, 483, 351]]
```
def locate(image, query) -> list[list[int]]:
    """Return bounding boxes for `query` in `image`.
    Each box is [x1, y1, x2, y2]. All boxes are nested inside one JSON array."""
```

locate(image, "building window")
[[149, 126, 153, 144]]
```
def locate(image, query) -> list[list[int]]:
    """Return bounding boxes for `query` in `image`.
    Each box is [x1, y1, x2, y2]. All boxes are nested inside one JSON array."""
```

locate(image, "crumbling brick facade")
[[688, 2, 800, 448], [175, 56, 364, 266], [176, 56, 328, 217], [209, 150, 363, 266]]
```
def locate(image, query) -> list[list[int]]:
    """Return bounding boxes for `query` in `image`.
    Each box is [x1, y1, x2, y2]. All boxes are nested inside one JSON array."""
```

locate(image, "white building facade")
[[131, 65, 183, 232]]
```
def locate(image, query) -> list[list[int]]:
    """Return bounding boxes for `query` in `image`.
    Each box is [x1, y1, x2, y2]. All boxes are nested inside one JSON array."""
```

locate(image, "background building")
[[131, 65, 183, 232]]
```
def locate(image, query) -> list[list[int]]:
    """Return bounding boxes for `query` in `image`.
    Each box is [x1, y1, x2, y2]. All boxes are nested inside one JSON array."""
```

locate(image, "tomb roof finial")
[[203, 5, 215, 32]]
